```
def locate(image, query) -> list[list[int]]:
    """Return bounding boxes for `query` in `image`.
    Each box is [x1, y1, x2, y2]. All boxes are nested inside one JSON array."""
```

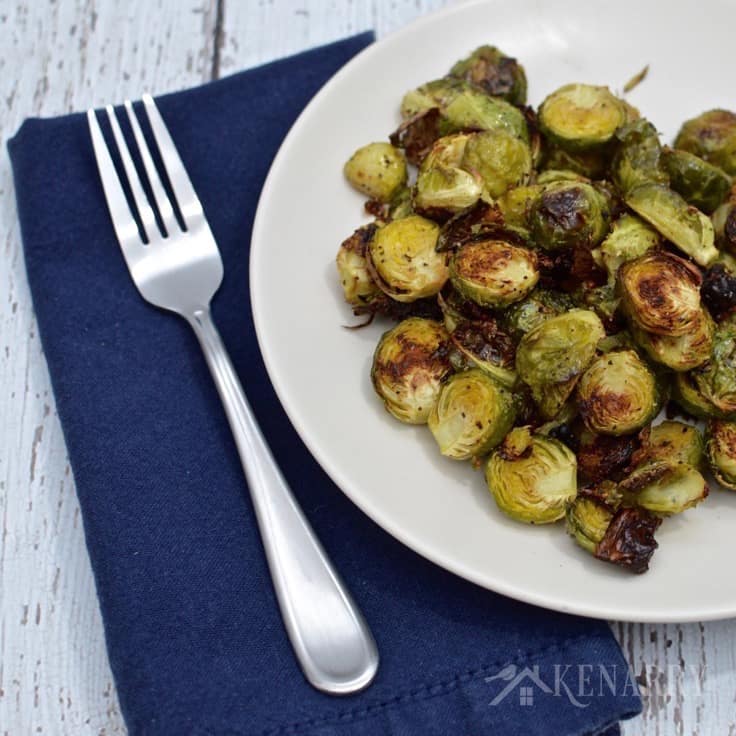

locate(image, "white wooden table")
[[1, 2, 734, 734]]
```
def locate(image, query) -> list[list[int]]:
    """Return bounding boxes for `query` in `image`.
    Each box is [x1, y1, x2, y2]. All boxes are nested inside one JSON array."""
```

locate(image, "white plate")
[[250, 0, 736, 623]]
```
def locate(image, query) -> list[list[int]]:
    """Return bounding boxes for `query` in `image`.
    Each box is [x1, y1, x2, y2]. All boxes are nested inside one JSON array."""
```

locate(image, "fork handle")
[[187, 308, 379, 694]]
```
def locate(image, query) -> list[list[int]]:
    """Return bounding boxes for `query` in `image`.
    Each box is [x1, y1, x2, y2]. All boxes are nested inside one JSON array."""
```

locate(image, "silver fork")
[[86, 96, 378, 694]]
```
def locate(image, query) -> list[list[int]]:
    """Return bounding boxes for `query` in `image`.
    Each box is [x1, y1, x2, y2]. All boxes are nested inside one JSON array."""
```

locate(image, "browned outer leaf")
[[595, 507, 661, 574]]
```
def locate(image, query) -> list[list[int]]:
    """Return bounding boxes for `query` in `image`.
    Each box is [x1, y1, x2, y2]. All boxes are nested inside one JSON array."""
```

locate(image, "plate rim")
[[249, 0, 736, 624]]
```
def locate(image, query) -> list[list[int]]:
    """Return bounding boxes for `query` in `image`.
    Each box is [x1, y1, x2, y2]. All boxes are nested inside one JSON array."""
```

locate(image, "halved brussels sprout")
[[576, 350, 658, 436], [594, 507, 661, 574], [542, 144, 610, 179], [625, 183, 717, 266], [566, 493, 614, 553], [619, 461, 708, 514], [672, 371, 730, 420], [449, 239, 539, 307], [461, 129, 533, 198], [712, 197, 736, 254], [631, 308, 714, 371], [706, 420, 736, 490], [641, 420, 704, 467], [428, 369, 516, 459], [662, 148, 732, 214], [691, 316, 736, 416], [594, 214, 660, 282], [336, 224, 382, 308], [674, 109, 736, 176], [538, 83, 627, 151], [449, 45, 527, 105], [344, 142, 407, 202], [496, 184, 544, 235], [368, 215, 448, 302], [529, 181, 610, 250], [516, 309, 606, 418], [371, 317, 452, 424], [611, 119, 669, 195], [414, 165, 483, 216], [501, 288, 574, 340], [448, 320, 517, 388], [618, 252, 703, 336], [486, 426, 577, 524]]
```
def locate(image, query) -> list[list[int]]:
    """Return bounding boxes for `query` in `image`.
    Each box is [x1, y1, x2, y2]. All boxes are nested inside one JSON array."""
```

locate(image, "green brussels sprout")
[[593, 507, 661, 574], [662, 148, 732, 214], [414, 165, 483, 216], [335, 224, 382, 308], [625, 183, 717, 266], [344, 142, 408, 202], [672, 371, 731, 420], [611, 119, 669, 195], [593, 214, 661, 282], [448, 320, 517, 388], [500, 288, 574, 340], [619, 460, 708, 515], [538, 83, 627, 151], [542, 144, 610, 179], [428, 368, 516, 459], [529, 181, 610, 251], [486, 426, 577, 524], [566, 493, 615, 553], [674, 109, 736, 176], [448, 45, 527, 105], [400, 77, 468, 119], [706, 420, 736, 489], [449, 239, 539, 307], [516, 309, 606, 419], [421, 133, 470, 169], [368, 215, 448, 302], [712, 196, 736, 254], [642, 420, 704, 467], [496, 184, 544, 235], [576, 350, 659, 436], [631, 308, 714, 371], [618, 252, 703, 336], [461, 129, 533, 198], [371, 317, 452, 424], [691, 316, 736, 416]]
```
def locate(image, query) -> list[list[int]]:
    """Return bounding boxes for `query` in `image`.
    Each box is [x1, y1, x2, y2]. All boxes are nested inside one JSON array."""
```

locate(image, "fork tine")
[[141, 94, 204, 227], [87, 109, 146, 259], [124, 100, 180, 237], [104, 105, 159, 242]]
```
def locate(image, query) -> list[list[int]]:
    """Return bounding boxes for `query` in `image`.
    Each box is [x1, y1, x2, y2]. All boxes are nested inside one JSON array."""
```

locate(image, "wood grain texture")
[[0, 1, 734, 734]]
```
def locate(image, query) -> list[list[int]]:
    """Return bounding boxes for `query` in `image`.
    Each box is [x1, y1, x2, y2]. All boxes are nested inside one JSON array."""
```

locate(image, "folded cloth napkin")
[[8, 32, 641, 736]]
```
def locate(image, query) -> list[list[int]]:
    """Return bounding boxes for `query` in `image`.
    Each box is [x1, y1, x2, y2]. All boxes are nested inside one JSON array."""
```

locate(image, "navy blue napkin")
[[8, 33, 641, 736]]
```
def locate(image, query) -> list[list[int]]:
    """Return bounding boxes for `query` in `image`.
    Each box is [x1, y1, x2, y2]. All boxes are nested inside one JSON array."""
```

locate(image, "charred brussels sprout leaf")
[[663, 148, 732, 214], [336, 224, 382, 308], [344, 142, 407, 202], [594, 507, 661, 574], [566, 493, 615, 553], [577, 350, 659, 436], [368, 215, 448, 302], [486, 427, 577, 523], [449, 320, 517, 387], [706, 420, 736, 490], [538, 83, 627, 151], [674, 109, 736, 176], [461, 129, 533, 198], [450, 239, 539, 308], [449, 45, 527, 105], [529, 181, 610, 251], [436, 201, 507, 253], [576, 432, 639, 485], [371, 318, 452, 424], [429, 369, 516, 459], [516, 309, 606, 418], [594, 214, 660, 282], [618, 252, 703, 336], [501, 288, 574, 340], [619, 460, 708, 515], [389, 108, 443, 166], [611, 119, 669, 195], [625, 183, 717, 266]]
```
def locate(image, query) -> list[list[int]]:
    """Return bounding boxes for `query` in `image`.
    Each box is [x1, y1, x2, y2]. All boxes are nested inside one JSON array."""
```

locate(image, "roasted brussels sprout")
[[336, 224, 382, 308], [641, 420, 704, 468], [566, 493, 615, 553], [368, 215, 448, 302], [619, 460, 708, 515], [371, 318, 452, 424], [576, 432, 638, 485], [529, 180, 610, 250], [706, 420, 736, 490], [594, 214, 660, 282], [449, 239, 539, 308], [461, 130, 533, 198], [576, 350, 658, 436], [344, 142, 407, 202], [389, 108, 442, 166], [712, 196, 736, 254], [500, 288, 574, 340], [594, 507, 661, 574], [631, 308, 714, 371], [448, 320, 517, 388], [625, 183, 717, 266], [618, 252, 703, 336], [611, 119, 669, 195], [672, 371, 729, 420], [449, 45, 527, 105], [662, 147, 732, 214], [674, 109, 736, 176], [414, 165, 483, 216], [516, 309, 606, 418], [691, 316, 736, 416], [538, 83, 627, 151], [429, 369, 516, 459], [486, 426, 577, 523], [496, 184, 544, 235]]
